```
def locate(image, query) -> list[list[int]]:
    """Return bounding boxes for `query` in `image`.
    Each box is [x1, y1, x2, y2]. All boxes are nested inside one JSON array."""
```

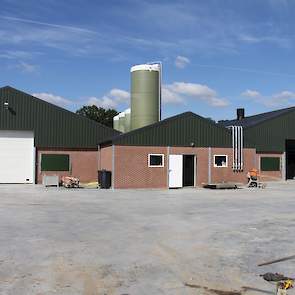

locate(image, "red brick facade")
[[98, 145, 113, 171], [114, 146, 168, 189], [36, 146, 283, 188], [211, 147, 256, 184], [103, 145, 257, 189], [37, 149, 98, 184]]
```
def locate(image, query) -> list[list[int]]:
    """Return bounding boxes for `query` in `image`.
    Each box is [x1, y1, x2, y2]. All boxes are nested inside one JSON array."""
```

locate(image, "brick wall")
[[210, 147, 256, 184], [169, 147, 209, 186], [112, 146, 257, 188], [114, 146, 168, 189], [256, 153, 283, 181], [37, 149, 98, 184], [99, 145, 113, 171]]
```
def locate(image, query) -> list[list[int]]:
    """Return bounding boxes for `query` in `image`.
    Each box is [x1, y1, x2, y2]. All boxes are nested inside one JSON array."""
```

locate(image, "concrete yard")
[[1, 183, 295, 295]]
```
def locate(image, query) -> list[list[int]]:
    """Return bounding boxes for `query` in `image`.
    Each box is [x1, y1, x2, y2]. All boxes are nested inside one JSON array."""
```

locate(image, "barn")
[[99, 112, 257, 189], [2, 85, 295, 188], [221, 107, 295, 181], [0, 86, 119, 184]]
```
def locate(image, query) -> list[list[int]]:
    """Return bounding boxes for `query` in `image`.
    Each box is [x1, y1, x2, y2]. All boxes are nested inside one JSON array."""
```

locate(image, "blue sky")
[[1, 0, 295, 121]]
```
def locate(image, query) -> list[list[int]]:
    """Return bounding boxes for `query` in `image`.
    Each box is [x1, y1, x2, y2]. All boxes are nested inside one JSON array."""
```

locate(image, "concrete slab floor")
[[0, 182, 295, 295]]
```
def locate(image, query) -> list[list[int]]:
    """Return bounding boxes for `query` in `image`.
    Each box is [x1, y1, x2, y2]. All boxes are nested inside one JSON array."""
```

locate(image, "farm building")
[[0, 86, 119, 184], [99, 112, 257, 189], [221, 107, 295, 181], [1, 60, 295, 189]]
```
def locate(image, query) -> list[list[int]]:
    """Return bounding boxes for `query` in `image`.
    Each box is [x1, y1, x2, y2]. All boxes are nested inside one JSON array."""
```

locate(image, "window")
[[261, 157, 280, 171], [41, 154, 70, 171], [214, 155, 228, 168], [148, 154, 164, 167]]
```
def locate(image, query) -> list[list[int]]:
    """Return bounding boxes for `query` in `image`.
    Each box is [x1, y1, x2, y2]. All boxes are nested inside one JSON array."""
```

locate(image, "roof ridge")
[[221, 105, 295, 128], [99, 111, 230, 145], [226, 106, 295, 122], [1, 86, 119, 133]]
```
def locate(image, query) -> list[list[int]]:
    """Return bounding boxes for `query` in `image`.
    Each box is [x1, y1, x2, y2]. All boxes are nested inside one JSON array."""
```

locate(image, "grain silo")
[[118, 112, 126, 133], [113, 114, 120, 131], [124, 108, 131, 132], [130, 63, 161, 130]]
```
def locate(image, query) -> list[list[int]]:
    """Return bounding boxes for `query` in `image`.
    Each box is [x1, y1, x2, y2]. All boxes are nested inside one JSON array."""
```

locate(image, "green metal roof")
[[100, 112, 249, 148], [243, 109, 295, 152], [221, 106, 295, 152], [220, 106, 295, 128], [0, 86, 120, 148]]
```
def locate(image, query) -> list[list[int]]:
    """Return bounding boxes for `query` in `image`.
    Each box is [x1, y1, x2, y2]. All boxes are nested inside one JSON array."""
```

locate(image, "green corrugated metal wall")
[[112, 112, 253, 148], [244, 110, 295, 152], [0, 86, 119, 148]]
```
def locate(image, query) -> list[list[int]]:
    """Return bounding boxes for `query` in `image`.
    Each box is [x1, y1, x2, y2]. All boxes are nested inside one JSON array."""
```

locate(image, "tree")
[[76, 105, 119, 128]]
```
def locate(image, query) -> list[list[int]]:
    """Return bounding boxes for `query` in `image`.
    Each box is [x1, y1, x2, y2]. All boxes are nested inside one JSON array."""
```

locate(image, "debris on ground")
[[184, 282, 242, 295], [202, 182, 240, 189], [61, 176, 80, 188]]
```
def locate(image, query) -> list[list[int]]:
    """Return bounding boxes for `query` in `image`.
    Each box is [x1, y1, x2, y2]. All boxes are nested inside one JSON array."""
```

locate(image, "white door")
[[169, 155, 183, 188], [0, 131, 34, 183]]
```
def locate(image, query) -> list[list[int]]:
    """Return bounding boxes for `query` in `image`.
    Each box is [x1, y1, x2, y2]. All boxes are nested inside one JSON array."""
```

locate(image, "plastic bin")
[[98, 170, 112, 189]]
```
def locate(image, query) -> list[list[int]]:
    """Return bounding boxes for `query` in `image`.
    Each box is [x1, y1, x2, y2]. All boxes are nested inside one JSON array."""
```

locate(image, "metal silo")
[[124, 108, 131, 132], [130, 63, 161, 130], [113, 115, 120, 131], [118, 112, 126, 133]]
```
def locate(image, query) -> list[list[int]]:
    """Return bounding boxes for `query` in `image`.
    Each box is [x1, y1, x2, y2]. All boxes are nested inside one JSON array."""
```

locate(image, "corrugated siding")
[[0, 87, 119, 148], [244, 110, 295, 152], [113, 112, 240, 147]]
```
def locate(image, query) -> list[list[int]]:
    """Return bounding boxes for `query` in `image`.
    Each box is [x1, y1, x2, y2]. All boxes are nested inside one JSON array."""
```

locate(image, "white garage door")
[[0, 131, 35, 183]]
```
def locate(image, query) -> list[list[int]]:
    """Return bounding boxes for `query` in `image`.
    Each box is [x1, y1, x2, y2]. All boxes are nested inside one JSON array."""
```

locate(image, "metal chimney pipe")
[[237, 108, 245, 121]]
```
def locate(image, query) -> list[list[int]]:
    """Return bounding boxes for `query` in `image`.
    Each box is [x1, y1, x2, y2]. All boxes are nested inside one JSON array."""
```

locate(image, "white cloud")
[[17, 61, 38, 73], [87, 96, 118, 109], [162, 87, 184, 104], [1, 16, 96, 34], [32, 92, 73, 107], [241, 89, 295, 107], [241, 89, 262, 98], [163, 82, 229, 107], [109, 88, 130, 103], [175, 55, 190, 68], [239, 34, 291, 48], [86, 88, 130, 109], [0, 50, 33, 60], [32, 83, 227, 111], [269, 91, 295, 106], [32, 88, 130, 110]]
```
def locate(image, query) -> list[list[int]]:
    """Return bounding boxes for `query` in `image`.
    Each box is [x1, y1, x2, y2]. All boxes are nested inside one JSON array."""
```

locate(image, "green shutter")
[[41, 154, 70, 171], [260, 157, 280, 171]]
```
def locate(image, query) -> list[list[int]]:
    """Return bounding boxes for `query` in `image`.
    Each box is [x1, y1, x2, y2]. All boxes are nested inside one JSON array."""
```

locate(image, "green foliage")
[[76, 105, 118, 128]]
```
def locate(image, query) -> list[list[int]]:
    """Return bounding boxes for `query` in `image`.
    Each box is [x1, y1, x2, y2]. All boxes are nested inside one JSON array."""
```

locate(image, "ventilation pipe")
[[231, 126, 244, 171], [237, 108, 245, 121]]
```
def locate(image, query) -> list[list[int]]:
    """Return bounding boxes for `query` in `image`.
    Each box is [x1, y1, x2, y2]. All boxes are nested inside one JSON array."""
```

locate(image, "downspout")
[[282, 152, 286, 180], [112, 145, 115, 189], [208, 147, 212, 184], [98, 144, 101, 172], [167, 146, 170, 189]]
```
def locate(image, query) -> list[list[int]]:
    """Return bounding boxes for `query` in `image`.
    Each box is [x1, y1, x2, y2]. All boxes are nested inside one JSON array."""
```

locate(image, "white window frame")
[[214, 155, 228, 168], [148, 154, 165, 168]]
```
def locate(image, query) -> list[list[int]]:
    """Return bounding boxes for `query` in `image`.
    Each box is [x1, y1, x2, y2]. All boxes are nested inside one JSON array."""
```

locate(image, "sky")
[[1, 0, 295, 121]]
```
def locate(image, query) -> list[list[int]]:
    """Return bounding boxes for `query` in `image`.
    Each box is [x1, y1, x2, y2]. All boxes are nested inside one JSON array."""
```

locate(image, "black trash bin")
[[98, 170, 112, 189]]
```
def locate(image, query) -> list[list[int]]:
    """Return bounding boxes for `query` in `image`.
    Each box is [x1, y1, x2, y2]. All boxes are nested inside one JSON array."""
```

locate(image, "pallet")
[[203, 182, 240, 189]]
